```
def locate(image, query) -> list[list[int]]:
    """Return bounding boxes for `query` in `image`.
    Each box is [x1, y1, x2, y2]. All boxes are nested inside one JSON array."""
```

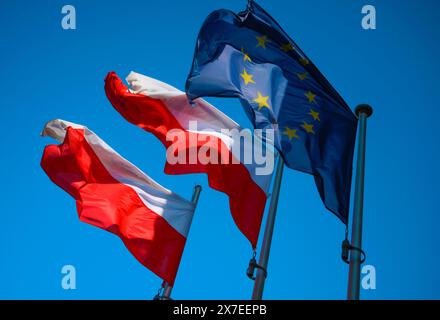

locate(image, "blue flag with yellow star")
[[185, 0, 357, 224]]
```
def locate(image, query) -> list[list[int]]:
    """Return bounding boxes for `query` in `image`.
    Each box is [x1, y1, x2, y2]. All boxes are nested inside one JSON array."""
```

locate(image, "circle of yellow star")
[[305, 90, 317, 104], [241, 48, 252, 62], [296, 72, 308, 81], [299, 58, 309, 66], [308, 109, 320, 121], [256, 35, 269, 49], [301, 121, 315, 134], [253, 91, 270, 110], [283, 127, 299, 140], [240, 68, 256, 85], [281, 43, 294, 52]]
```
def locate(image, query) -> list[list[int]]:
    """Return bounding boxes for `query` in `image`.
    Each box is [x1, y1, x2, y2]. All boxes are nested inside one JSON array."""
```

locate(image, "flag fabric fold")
[[185, 0, 357, 224], [41, 119, 195, 285], [104, 71, 273, 248]]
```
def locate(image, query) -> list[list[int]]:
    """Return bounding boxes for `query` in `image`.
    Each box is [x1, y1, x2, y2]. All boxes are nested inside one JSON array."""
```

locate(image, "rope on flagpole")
[[247, 250, 267, 280], [153, 284, 165, 300], [341, 228, 366, 265]]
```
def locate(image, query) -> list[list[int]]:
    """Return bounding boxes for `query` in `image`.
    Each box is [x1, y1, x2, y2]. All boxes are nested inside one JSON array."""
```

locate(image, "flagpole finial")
[[355, 104, 373, 118]]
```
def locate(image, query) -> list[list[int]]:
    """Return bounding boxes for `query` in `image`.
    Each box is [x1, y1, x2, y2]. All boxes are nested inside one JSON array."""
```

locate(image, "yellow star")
[[304, 90, 317, 104], [308, 109, 320, 121], [283, 127, 299, 140], [296, 72, 308, 81], [240, 68, 256, 85], [256, 35, 269, 49], [241, 47, 252, 62], [301, 121, 315, 134], [253, 91, 270, 110], [281, 43, 294, 52], [299, 58, 309, 66]]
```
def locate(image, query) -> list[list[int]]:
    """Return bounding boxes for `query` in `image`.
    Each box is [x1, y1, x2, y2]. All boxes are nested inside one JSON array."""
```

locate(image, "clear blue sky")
[[1, 0, 439, 299]]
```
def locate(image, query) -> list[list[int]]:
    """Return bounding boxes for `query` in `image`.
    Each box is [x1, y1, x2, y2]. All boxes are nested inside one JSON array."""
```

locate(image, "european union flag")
[[185, 0, 357, 224]]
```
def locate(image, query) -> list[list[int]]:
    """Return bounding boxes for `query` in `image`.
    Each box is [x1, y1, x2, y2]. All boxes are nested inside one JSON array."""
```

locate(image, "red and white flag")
[[105, 71, 273, 248], [40, 119, 195, 285]]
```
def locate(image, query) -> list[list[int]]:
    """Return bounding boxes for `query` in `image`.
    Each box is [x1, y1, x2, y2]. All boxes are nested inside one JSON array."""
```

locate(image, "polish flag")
[[104, 71, 273, 248], [40, 119, 195, 285]]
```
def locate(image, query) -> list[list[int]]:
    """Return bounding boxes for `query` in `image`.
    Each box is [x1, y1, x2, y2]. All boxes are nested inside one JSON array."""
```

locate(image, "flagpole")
[[347, 104, 373, 300], [252, 155, 284, 300], [159, 185, 202, 300]]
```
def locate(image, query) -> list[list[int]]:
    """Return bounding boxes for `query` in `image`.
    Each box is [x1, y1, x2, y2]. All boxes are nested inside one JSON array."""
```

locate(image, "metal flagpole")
[[347, 104, 373, 300], [252, 155, 284, 300], [157, 184, 202, 300]]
